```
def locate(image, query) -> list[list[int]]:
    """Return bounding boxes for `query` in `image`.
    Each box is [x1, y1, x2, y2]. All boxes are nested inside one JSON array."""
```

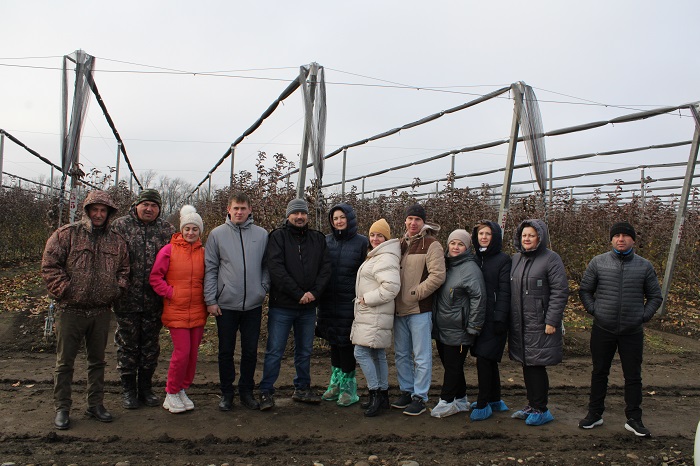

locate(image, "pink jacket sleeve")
[[149, 244, 174, 299]]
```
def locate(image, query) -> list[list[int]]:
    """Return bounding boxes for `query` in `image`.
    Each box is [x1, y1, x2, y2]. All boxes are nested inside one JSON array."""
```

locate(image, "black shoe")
[[240, 392, 260, 410], [120, 375, 140, 409], [391, 391, 412, 409], [259, 392, 275, 411], [218, 393, 234, 411], [54, 410, 70, 430], [625, 418, 651, 437], [364, 390, 383, 418], [292, 387, 321, 404], [138, 389, 160, 407], [403, 396, 427, 416], [379, 390, 390, 409], [578, 412, 604, 429], [122, 389, 140, 409], [86, 405, 113, 423]]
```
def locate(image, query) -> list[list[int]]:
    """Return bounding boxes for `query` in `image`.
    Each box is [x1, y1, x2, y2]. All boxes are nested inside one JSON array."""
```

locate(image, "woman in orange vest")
[[150, 205, 207, 414]]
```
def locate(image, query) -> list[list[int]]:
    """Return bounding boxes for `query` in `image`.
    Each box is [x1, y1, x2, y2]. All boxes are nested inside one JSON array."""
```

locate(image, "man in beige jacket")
[[391, 204, 446, 416]]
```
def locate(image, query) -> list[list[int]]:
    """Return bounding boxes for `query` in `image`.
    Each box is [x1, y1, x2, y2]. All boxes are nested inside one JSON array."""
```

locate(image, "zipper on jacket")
[[616, 258, 624, 332], [238, 227, 247, 311]]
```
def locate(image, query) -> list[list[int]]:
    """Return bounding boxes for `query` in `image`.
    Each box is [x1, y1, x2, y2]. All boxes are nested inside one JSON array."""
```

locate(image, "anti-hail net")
[[299, 63, 327, 182], [520, 84, 547, 193]]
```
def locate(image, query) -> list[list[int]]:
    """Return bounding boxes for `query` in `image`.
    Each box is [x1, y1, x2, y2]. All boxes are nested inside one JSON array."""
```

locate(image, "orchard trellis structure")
[[284, 81, 698, 316]]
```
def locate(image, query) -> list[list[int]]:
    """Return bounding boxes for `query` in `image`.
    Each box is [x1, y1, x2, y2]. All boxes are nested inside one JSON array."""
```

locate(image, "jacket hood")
[[406, 221, 441, 239], [367, 237, 401, 260], [82, 190, 118, 228], [513, 218, 549, 254], [328, 203, 358, 240], [226, 214, 254, 230], [472, 220, 503, 257]]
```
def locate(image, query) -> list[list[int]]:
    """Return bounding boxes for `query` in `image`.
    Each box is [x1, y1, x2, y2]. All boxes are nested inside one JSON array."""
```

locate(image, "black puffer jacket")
[[471, 221, 511, 362], [317, 204, 368, 346], [266, 220, 331, 310], [509, 219, 568, 367], [579, 249, 662, 335]]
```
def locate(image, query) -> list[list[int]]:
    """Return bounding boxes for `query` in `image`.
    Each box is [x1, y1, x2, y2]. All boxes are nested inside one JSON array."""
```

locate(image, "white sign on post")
[[69, 188, 78, 223]]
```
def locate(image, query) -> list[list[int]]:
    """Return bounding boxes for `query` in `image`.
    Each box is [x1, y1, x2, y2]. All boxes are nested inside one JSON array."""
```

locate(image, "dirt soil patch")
[[0, 263, 698, 465]]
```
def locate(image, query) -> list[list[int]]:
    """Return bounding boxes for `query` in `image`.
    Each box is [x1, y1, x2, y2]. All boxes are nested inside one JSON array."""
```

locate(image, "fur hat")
[[286, 198, 309, 217], [135, 189, 162, 208], [369, 218, 391, 240], [180, 205, 203, 232], [405, 203, 427, 222], [448, 229, 472, 249], [610, 222, 636, 241]]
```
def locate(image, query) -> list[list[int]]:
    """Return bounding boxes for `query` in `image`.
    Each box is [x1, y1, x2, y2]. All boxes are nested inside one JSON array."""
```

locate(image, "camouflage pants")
[[114, 312, 162, 376]]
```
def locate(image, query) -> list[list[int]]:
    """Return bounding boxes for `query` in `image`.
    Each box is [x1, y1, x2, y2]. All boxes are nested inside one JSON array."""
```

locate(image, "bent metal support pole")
[[659, 104, 700, 316], [497, 82, 524, 233]]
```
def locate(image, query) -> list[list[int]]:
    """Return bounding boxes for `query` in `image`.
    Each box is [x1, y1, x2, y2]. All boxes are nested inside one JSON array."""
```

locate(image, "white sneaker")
[[163, 393, 186, 413], [430, 399, 460, 418], [454, 396, 469, 412], [178, 389, 195, 410]]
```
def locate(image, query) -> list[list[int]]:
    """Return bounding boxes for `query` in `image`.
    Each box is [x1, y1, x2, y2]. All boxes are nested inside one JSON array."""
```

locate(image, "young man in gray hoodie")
[[204, 192, 269, 411]]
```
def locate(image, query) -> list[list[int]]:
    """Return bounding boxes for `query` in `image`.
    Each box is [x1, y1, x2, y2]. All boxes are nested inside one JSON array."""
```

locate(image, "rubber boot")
[[336, 370, 360, 407], [364, 390, 383, 417], [322, 366, 341, 401], [121, 374, 139, 409], [138, 369, 160, 407]]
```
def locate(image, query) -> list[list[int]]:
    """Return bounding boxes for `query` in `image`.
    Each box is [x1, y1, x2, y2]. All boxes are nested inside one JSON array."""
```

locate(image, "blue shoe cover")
[[469, 401, 477, 410], [469, 404, 493, 421], [525, 409, 554, 426], [489, 400, 509, 412]]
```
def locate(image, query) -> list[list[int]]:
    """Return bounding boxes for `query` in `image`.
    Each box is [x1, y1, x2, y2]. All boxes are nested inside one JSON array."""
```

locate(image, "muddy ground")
[[0, 263, 698, 466]]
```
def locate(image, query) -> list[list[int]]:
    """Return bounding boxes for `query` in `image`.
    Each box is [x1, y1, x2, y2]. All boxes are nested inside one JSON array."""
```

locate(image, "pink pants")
[[166, 326, 204, 395]]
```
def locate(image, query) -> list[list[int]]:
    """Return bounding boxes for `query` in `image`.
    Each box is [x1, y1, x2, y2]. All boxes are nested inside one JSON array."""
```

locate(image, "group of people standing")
[[41, 191, 662, 438]]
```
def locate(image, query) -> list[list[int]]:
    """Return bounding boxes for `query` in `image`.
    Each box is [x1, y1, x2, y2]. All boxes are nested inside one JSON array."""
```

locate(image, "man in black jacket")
[[577, 222, 662, 437], [258, 198, 331, 411]]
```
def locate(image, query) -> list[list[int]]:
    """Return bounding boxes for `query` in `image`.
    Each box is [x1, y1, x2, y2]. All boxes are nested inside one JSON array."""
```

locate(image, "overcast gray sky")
[[2, 1, 699, 199]]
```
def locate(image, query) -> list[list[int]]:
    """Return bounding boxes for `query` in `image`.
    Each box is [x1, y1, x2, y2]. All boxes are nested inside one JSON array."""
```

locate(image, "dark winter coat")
[[266, 220, 332, 310], [317, 204, 369, 346], [579, 249, 662, 335], [432, 249, 487, 346], [111, 206, 176, 316], [509, 219, 568, 367], [471, 221, 511, 362], [41, 190, 130, 317]]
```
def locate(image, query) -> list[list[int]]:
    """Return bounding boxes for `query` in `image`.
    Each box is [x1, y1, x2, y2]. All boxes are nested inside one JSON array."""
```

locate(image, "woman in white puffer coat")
[[351, 218, 401, 417]]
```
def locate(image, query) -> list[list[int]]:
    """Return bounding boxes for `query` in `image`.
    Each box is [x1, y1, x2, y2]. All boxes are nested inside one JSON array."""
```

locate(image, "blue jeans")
[[354, 345, 388, 390], [259, 307, 316, 394], [394, 312, 433, 401], [216, 307, 262, 395]]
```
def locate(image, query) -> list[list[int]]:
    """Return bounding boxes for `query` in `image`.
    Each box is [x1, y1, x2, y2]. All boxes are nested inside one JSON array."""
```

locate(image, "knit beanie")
[[286, 198, 309, 217], [180, 205, 203, 232], [369, 218, 391, 240], [448, 229, 472, 249], [610, 222, 636, 241], [405, 203, 427, 222], [135, 189, 162, 208]]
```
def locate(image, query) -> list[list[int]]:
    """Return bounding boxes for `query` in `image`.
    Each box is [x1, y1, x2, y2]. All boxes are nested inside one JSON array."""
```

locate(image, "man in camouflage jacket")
[[42, 190, 129, 430], [111, 189, 176, 409]]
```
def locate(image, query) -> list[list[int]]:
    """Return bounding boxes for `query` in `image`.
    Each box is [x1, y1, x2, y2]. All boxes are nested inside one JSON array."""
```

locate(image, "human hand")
[[207, 304, 222, 317], [545, 324, 556, 335]]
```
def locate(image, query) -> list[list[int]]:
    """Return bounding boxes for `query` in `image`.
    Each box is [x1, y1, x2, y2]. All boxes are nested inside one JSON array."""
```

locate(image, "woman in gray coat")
[[431, 229, 486, 418], [509, 219, 568, 426]]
